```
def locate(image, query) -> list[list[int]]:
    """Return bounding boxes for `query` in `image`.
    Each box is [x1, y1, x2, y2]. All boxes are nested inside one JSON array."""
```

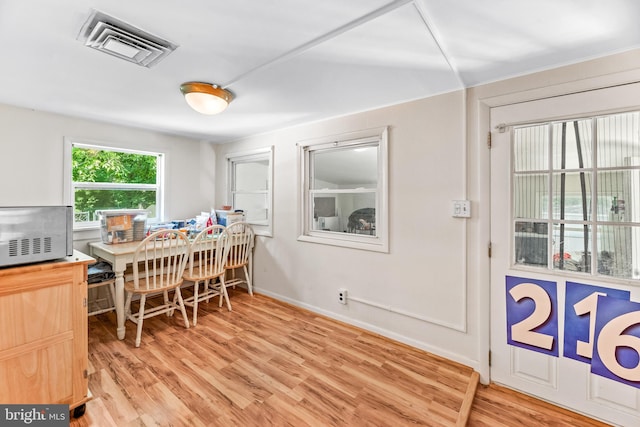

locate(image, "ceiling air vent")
[[77, 10, 177, 68]]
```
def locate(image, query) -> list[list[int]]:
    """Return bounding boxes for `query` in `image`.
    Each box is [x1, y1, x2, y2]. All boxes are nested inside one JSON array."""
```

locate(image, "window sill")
[[297, 233, 388, 253]]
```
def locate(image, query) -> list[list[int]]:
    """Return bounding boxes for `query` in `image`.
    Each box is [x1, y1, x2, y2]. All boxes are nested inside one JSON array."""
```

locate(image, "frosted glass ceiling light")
[[180, 82, 234, 115]]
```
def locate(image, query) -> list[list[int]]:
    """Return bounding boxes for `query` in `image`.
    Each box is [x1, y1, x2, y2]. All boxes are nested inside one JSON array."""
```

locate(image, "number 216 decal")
[[506, 276, 640, 388]]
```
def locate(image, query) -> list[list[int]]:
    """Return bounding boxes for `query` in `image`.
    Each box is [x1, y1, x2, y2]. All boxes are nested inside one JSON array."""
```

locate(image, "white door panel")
[[590, 375, 640, 415], [511, 347, 558, 387], [490, 82, 640, 426]]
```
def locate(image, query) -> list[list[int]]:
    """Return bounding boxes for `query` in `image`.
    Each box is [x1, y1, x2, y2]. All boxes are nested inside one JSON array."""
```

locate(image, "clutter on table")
[[98, 207, 245, 244], [97, 209, 147, 244]]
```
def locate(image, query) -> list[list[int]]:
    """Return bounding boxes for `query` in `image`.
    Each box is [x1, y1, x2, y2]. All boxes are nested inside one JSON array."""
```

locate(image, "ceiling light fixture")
[[180, 82, 234, 115]]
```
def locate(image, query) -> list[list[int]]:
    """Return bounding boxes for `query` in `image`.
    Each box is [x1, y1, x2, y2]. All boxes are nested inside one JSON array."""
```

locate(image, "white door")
[[490, 83, 640, 427]]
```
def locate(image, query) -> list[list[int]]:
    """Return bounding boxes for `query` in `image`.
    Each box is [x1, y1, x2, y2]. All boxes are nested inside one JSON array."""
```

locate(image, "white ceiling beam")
[[412, 0, 465, 89], [223, 0, 415, 89]]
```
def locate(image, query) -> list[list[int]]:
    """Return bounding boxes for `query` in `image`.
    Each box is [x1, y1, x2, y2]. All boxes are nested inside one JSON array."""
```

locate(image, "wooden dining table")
[[88, 236, 254, 340]]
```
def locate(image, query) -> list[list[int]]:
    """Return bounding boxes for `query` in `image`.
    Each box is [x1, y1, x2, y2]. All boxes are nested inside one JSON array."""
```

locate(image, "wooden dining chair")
[[182, 224, 232, 325], [124, 229, 191, 347], [223, 221, 255, 295]]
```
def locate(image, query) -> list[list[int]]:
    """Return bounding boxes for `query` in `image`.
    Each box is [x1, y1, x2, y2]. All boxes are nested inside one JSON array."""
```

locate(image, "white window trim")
[[63, 137, 165, 230], [225, 146, 274, 237], [297, 127, 389, 253]]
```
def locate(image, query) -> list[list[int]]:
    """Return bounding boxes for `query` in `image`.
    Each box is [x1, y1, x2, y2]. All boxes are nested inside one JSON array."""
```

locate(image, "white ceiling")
[[0, 0, 639, 143]]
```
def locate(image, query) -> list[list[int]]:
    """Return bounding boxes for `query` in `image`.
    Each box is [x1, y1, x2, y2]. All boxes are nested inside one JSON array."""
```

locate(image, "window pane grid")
[[72, 147, 158, 184], [233, 160, 269, 191], [513, 174, 548, 220], [309, 192, 377, 235], [552, 119, 593, 170], [514, 124, 549, 172], [299, 127, 388, 251], [227, 148, 273, 234], [310, 144, 378, 190], [596, 112, 640, 168], [233, 192, 269, 223], [71, 144, 161, 226], [511, 111, 640, 281]]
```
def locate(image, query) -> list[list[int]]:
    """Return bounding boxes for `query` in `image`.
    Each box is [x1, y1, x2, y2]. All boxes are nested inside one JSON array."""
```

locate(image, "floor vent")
[[77, 10, 178, 68]]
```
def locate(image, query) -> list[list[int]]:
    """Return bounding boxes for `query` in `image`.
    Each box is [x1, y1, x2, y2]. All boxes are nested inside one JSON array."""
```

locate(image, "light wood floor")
[[71, 289, 610, 427]]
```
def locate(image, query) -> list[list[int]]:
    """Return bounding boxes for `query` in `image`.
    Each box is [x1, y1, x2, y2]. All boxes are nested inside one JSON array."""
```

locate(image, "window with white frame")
[[226, 147, 273, 236], [298, 127, 388, 252], [64, 139, 163, 228], [512, 111, 640, 281]]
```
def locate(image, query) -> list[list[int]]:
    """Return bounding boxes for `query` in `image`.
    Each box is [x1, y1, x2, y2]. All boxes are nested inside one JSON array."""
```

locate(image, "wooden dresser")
[[0, 250, 94, 416]]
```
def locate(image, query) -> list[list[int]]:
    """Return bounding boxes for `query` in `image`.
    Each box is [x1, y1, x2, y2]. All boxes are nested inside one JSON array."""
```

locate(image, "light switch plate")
[[452, 200, 471, 218]]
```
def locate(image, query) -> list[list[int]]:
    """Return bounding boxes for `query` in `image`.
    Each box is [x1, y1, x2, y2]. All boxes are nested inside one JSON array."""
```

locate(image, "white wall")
[[0, 105, 216, 253], [214, 90, 478, 368]]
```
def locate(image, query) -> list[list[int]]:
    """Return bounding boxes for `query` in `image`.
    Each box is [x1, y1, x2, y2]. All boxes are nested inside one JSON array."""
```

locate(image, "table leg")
[[114, 270, 126, 340]]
